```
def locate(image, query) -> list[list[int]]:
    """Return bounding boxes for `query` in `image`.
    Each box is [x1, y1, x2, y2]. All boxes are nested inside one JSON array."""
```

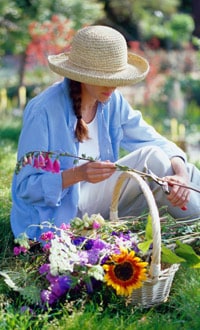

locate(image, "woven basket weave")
[[110, 171, 179, 307]]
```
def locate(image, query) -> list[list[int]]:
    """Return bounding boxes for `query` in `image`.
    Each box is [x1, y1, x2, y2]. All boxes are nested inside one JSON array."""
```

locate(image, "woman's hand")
[[62, 161, 116, 189], [164, 174, 190, 210], [78, 161, 116, 183], [164, 157, 190, 210]]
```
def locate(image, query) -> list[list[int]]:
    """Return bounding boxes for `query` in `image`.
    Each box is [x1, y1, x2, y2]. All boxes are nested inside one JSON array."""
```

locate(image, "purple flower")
[[41, 290, 57, 305], [20, 306, 33, 314], [101, 255, 110, 265], [40, 275, 71, 305], [41, 275, 72, 305], [51, 276, 72, 297], [111, 231, 118, 236], [46, 273, 58, 284], [93, 239, 108, 250], [87, 250, 100, 264], [85, 279, 93, 293], [72, 236, 86, 246], [77, 251, 89, 265], [131, 242, 140, 253], [39, 263, 50, 275], [84, 239, 94, 250]]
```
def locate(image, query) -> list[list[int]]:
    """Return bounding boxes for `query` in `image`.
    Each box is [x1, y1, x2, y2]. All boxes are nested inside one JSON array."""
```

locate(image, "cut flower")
[[103, 247, 148, 296], [3, 212, 195, 309]]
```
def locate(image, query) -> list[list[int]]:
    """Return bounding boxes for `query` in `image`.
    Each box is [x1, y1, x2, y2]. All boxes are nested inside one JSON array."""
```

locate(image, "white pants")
[[78, 146, 200, 220]]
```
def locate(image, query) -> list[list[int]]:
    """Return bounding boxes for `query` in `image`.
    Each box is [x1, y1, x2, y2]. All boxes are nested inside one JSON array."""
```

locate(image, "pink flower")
[[33, 157, 39, 168], [38, 154, 46, 167], [43, 243, 51, 251], [53, 159, 60, 173], [60, 223, 71, 230], [40, 231, 54, 241], [13, 246, 27, 256], [45, 157, 53, 171], [92, 221, 101, 229], [13, 247, 21, 256]]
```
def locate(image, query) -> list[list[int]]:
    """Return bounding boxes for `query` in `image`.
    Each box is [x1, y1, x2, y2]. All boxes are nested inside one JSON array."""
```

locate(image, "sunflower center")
[[114, 261, 134, 281]]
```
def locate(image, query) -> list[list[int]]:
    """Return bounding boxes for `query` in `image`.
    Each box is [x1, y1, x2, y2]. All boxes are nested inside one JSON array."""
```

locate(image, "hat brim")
[[48, 52, 149, 87]]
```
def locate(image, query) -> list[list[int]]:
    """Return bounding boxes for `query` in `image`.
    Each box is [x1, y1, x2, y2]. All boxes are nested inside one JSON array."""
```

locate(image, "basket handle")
[[109, 171, 161, 279]]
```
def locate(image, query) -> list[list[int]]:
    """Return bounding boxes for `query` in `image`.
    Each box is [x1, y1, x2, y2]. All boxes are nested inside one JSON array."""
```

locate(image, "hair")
[[69, 80, 89, 142]]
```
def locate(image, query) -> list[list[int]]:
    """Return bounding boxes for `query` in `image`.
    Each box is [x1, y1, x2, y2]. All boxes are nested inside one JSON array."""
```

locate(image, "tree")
[[191, 0, 200, 38], [26, 15, 75, 67], [0, 0, 104, 86], [98, 0, 181, 41]]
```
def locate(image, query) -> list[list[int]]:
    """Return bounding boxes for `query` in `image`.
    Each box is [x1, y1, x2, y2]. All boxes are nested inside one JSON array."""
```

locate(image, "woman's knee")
[[143, 146, 173, 177], [119, 146, 173, 177]]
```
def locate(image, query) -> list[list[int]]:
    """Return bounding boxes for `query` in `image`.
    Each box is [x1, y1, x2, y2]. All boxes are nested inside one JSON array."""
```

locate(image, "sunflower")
[[103, 248, 148, 296]]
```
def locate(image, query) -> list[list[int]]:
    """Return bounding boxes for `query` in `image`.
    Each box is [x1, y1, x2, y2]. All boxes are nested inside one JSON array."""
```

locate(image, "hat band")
[[68, 58, 128, 73]]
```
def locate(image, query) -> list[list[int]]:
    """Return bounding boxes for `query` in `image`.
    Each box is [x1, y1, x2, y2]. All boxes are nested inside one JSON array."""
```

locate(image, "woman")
[[11, 25, 200, 240]]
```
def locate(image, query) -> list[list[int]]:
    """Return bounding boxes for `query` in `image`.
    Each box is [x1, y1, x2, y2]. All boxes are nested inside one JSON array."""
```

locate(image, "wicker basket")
[[110, 171, 179, 307]]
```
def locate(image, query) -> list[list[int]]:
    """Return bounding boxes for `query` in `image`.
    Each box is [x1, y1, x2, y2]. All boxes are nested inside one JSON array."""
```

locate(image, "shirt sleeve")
[[14, 102, 65, 207], [15, 166, 63, 207]]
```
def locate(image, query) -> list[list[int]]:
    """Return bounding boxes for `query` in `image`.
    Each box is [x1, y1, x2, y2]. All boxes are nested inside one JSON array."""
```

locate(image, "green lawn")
[[0, 115, 199, 330]]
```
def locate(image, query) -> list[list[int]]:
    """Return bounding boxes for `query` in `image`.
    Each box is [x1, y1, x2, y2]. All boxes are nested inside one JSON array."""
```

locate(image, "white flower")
[[88, 265, 104, 281], [49, 233, 79, 276], [115, 234, 138, 249], [14, 233, 30, 249]]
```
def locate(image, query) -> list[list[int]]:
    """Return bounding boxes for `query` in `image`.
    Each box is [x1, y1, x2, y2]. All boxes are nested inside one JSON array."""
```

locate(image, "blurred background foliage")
[[0, 0, 199, 86], [0, 0, 200, 164]]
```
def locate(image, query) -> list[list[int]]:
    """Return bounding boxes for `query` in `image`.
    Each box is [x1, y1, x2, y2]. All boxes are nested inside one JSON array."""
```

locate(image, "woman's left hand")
[[164, 174, 190, 210], [163, 157, 191, 210]]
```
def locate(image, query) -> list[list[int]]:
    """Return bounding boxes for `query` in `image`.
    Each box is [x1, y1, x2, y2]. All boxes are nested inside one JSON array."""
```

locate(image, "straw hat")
[[48, 25, 149, 87]]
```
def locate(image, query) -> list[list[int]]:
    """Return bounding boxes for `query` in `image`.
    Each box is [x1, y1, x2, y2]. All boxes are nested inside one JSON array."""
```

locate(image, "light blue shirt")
[[11, 78, 186, 239]]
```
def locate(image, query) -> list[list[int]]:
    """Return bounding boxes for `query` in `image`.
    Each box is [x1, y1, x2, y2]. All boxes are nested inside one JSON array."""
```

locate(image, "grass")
[[0, 114, 199, 330], [0, 115, 21, 257]]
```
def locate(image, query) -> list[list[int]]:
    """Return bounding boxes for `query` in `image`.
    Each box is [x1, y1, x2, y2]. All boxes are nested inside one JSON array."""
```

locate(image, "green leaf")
[[138, 239, 152, 253], [137, 216, 153, 252], [175, 240, 200, 268], [145, 214, 153, 241], [161, 245, 185, 264], [21, 285, 41, 305], [0, 271, 20, 291], [115, 164, 130, 171]]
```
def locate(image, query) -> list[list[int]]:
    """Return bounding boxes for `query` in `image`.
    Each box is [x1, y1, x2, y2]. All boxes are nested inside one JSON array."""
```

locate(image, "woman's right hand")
[[62, 161, 116, 189], [78, 161, 116, 183]]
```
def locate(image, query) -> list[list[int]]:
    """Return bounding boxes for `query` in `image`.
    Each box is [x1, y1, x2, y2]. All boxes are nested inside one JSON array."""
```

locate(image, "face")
[[81, 83, 116, 103]]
